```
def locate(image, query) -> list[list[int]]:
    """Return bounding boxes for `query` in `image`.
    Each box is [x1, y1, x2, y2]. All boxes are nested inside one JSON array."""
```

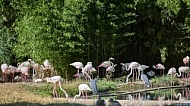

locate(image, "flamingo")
[[125, 62, 141, 83], [98, 57, 116, 78], [43, 60, 55, 77], [70, 62, 84, 78], [183, 56, 189, 66], [174, 66, 190, 79], [106, 64, 117, 80], [73, 84, 92, 101], [153, 63, 165, 76], [137, 65, 149, 80], [44, 76, 68, 99], [1, 63, 9, 82], [167, 67, 177, 86], [120, 63, 130, 76]]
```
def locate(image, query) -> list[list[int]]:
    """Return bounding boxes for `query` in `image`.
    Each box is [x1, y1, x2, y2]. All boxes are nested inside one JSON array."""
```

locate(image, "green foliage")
[[96, 78, 117, 92], [1, 0, 190, 78], [0, 15, 15, 64], [152, 75, 179, 87]]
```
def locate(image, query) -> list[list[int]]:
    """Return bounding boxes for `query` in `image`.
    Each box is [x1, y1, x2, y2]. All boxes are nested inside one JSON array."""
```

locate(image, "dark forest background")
[[1, 0, 190, 78]]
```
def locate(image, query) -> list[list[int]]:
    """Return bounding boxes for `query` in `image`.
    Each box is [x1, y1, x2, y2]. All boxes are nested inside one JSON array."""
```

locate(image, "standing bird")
[[43, 59, 54, 77], [107, 98, 121, 106], [44, 76, 68, 99], [120, 63, 130, 76], [73, 84, 92, 101], [167, 67, 177, 86], [167, 67, 177, 75], [153, 63, 165, 76], [174, 66, 190, 79], [70, 62, 84, 78], [98, 57, 116, 78], [183, 56, 189, 66], [1, 63, 9, 82], [89, 78, 98, 95], [137, 65, 149, 80], [82, 62, 96, 81], [106, 64, 117, 80], [125, 62, 141, 83], [141, 73, 151, 88]]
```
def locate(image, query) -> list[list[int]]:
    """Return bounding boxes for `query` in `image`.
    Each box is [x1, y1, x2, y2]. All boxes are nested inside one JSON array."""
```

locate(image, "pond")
[[90, 87, 190, 106], [114, 87, 190, 101]]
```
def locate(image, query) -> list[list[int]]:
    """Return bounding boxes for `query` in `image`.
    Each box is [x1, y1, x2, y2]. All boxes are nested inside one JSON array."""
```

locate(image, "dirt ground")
[[0, 83, 189, 106]]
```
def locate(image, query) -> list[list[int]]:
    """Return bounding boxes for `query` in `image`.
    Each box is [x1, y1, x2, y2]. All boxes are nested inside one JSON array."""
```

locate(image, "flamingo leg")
[[77, 69, 80, 78], [85, 92, 87, 99], [82, 91, 84, 99], [132, 69, 134, 82]]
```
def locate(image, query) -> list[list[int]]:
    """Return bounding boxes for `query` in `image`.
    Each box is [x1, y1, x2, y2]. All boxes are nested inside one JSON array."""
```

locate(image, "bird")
[[98, 57, 116, 78], [137, 65, 149, 80], [106, 64, 117, 80], [167, 67, 177, 86], [174, 66, 190, 79], [44, 59, 51, 68], [43, 60, 54, 77], [89, 78, 98, 95], [98, 57, 115, 68], [95, 99, 106, 106], [125, 62, 141, 83], [183, 56, 189, 66], [44, 76, 68, 99], [70, 62, 84, 78], [120, 63, 131, 71], [153, 63, 165, 76], [107, 98, 121, 106], [82, 62, 96, 81], [141, 73, 151, 88], [167, 67, 176, 75], [73, 83, 92, 101], [147, 70, 155, 77]]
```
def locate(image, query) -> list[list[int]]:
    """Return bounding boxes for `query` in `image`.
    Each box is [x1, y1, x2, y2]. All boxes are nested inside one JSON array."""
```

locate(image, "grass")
[[0, 76, 187, 106]]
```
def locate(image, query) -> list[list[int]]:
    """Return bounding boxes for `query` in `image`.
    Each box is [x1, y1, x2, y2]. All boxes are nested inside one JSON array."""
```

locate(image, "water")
[[115, 87, 190, 101]]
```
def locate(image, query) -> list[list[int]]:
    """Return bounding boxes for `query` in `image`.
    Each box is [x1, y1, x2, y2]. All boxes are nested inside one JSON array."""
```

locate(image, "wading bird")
[[174, 66, 190, 79], [73, 84, 92, 101], [137, 65, 149, 80], [183, 56, 189, 66], [98, 57, 116, 78], [141, 73, 151, 88], [125, 62, 141, 83], [70, 62, 84, 78], [153, 63, 165, 76], [44, 76, 68, 99], [167, 67, 177, 86]]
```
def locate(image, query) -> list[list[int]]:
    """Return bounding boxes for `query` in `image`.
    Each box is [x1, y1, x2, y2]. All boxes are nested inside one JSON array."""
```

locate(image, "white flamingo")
[[167, 67, 177, 86], [73, 83, 92, 101], [174, 66, 190, 79], [183, 56, 189, 66], [126, 62, 141, 83], [1, 63, 9, 82], [70, 62, 84, 78], [44, 76, 68, 99]]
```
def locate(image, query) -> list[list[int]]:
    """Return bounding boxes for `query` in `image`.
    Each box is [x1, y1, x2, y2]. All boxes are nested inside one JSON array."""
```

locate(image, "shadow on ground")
[[0, 102, 92, 106]]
